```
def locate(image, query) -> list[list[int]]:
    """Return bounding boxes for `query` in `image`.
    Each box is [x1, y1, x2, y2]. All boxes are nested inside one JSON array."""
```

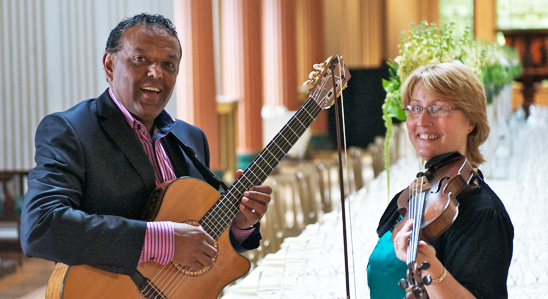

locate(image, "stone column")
[[174, 0, 220, 170], [296, 0, 327, 136], [221, 0, 263, 170], [474, 0, 496, 42], [262, 0, 298, 110]]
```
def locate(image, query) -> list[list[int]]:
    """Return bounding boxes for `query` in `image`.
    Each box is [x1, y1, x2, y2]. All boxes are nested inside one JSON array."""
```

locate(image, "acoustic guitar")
[[45, 55, 350, 299]]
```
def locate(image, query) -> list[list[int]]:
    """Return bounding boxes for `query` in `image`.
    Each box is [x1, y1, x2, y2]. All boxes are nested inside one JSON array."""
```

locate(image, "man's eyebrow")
[[167, 54, 179, 61]]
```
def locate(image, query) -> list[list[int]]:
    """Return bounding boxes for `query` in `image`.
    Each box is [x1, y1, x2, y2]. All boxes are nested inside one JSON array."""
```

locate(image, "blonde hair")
[[400, 63, 490, 166]]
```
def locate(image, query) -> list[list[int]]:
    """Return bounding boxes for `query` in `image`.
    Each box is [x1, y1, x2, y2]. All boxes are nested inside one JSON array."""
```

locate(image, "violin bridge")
[[409, 177, 431, 193]]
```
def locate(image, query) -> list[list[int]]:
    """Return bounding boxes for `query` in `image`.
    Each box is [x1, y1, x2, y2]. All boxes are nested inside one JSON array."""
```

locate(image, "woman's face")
[[406, 84, 475, 162]]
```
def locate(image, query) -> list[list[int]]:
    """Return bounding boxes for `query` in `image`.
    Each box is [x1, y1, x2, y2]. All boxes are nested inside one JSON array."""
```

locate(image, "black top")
[[376, 170, 514, 299]]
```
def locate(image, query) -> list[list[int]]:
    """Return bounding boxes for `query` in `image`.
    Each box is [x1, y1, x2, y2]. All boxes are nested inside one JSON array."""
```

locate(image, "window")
[[439, 0, 474, 37], [497, 0, 548, 29]]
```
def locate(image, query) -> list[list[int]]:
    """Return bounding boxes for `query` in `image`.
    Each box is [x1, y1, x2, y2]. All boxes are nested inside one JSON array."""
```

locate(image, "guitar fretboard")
[[199, 97, 323, 239]]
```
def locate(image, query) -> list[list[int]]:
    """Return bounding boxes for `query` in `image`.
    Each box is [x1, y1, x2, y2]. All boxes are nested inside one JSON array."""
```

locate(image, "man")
[[21, 13, 271, 277]]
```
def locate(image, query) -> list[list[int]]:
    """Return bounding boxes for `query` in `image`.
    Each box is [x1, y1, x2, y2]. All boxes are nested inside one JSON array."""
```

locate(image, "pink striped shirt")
[[108, 88, 253, 265]]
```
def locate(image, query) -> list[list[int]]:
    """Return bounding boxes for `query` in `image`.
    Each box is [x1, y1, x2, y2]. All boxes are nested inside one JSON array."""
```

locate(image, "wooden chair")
[[314, 159, 334, 214], [0, 171, 28, 271], [294, 166, 320, 226], [348, 146, 365, 191]]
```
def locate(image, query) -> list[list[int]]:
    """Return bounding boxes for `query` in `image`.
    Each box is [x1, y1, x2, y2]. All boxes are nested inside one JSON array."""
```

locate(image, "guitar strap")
[[175, 138, 229, 192]]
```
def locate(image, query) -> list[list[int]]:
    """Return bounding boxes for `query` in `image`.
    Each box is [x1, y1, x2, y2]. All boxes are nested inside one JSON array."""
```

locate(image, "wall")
[[0, 0, 174, 170]]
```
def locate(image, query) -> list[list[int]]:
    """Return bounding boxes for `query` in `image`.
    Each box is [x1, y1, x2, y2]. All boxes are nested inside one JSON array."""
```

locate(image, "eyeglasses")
[[403, 105, 462, 118]]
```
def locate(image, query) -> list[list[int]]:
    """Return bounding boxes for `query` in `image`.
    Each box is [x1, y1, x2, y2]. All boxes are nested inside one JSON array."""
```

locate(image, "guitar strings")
[[143, 263, 191, 299], [141, 263, 184, 298], [143, 264, 172, 298]]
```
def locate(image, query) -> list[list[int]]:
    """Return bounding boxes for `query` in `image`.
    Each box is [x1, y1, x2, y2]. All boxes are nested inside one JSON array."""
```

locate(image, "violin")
[[391, 152, 478, 299]]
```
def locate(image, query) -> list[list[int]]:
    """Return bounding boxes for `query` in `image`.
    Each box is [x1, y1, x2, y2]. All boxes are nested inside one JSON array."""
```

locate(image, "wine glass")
[[305, 257, 335, 298], [281, 264, 308, 299], [257, 269, 282, 299]]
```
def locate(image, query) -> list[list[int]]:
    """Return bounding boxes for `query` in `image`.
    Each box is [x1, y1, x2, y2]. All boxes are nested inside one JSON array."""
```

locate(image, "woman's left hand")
[[393, 219, 438, 264]]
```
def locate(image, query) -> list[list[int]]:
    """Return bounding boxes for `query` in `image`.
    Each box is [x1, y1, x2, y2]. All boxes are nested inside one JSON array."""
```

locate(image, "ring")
[[251, 209, 256, 213]]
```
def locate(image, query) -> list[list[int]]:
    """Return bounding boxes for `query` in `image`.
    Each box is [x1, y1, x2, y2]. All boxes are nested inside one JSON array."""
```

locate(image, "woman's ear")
[[468, 121, 476, 134]]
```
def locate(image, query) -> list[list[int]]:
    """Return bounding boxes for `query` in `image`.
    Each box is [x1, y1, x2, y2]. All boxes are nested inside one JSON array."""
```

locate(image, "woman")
[[367, 63, 514, 299]]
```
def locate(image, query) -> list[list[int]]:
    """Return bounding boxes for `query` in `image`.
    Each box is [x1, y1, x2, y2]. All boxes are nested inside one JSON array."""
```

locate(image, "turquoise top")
[[367, 231, 407, 299]]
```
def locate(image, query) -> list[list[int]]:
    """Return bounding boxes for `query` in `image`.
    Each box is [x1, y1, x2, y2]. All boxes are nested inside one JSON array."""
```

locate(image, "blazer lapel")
[[95, 90, 156, 189]]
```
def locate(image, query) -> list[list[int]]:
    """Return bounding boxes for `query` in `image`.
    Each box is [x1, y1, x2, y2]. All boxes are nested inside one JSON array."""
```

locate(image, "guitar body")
[[46, 177, 250, 299]]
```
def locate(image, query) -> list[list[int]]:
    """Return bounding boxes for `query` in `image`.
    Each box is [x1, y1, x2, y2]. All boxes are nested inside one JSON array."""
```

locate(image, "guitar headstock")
[[303, 55, 351, 110]]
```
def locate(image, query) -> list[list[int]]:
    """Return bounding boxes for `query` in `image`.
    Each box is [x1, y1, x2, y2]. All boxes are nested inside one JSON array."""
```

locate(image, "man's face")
[[103, 25, 180, 128]]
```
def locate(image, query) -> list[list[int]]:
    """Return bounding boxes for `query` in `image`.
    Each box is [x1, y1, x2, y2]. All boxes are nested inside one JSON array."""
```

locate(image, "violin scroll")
[[398, 261, 431, 299]]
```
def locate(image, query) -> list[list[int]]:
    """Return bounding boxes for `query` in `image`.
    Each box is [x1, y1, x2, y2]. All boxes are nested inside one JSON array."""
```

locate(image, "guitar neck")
[[199, 97, 323, 239]]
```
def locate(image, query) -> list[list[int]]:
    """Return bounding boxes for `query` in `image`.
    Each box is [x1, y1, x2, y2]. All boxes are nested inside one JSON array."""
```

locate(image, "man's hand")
[[172, 223, 217, 270], [232, 169, 272, 229]]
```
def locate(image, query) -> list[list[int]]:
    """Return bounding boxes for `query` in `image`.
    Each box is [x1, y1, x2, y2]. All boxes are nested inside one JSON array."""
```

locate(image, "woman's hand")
[[393, 219, 438, 271]]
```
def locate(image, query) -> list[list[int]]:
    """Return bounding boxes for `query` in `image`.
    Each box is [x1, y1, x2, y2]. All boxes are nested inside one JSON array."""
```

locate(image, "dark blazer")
[[21, 89, 260, 276]]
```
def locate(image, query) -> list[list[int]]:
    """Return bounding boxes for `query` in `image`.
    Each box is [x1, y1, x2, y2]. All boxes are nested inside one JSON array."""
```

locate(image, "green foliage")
[[480, 43, 523, 103]]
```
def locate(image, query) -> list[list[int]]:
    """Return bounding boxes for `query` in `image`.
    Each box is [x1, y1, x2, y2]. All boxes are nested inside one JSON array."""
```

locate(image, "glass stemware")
[[257, 269, 282, 299]]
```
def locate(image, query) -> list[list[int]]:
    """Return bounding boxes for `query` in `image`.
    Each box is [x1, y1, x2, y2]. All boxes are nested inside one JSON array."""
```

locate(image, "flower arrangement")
[[480, 42, 522, 103]]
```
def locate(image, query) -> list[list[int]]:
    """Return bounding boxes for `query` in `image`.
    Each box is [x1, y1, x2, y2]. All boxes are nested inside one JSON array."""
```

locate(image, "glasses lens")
[[408, 106, 422, 117], [428, 106, 448, 117]]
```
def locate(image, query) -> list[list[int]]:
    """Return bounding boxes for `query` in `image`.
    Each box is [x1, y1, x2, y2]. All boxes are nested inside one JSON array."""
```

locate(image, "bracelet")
[[431, 267, 448, 285]]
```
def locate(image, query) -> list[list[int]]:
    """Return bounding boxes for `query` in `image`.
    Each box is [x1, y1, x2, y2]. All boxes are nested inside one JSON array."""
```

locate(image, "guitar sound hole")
[[170, 219, 219, 277]]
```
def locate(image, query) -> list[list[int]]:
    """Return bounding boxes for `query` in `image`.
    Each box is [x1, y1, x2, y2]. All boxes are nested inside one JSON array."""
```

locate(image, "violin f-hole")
[[432, 176, 450, 193]]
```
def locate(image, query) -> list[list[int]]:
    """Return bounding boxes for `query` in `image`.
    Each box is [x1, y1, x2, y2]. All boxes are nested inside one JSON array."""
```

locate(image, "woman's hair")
[[400, 62, 490, 166]]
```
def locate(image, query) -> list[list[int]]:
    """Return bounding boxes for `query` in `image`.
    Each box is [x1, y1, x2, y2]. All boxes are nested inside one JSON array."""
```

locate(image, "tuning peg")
[[399, 278, 409, 289], [419, 261, 430, 271], [302, 78, 316, 87], [412, 287, 424, 298], [313, 62, 325, 71], [308, 70, 320, 80], [423, 275, 432, 286]]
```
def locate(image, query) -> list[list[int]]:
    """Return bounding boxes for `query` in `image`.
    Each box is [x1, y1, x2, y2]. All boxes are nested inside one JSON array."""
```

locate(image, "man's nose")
[[147, 63, 163, 79]]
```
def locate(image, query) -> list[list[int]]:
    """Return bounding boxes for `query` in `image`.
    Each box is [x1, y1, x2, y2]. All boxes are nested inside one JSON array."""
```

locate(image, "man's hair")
[[105, 13, 182, 60]]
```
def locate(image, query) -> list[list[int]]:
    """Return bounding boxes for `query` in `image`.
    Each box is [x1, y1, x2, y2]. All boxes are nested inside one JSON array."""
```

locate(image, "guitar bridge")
[[141, 278, 168, 299], [130, 270, 168, 298]]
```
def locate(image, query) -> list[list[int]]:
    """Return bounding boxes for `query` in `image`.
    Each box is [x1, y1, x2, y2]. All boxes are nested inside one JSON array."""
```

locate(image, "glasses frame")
[[403, 105, 462, 118]]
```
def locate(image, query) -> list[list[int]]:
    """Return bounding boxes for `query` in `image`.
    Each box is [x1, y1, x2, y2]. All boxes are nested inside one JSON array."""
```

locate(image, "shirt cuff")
[[230, 223, 255, 243], [139, 221, 174, 265]]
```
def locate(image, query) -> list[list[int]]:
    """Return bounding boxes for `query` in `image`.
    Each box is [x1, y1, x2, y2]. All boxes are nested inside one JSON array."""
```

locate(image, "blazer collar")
[[95, 89, 156, 189]]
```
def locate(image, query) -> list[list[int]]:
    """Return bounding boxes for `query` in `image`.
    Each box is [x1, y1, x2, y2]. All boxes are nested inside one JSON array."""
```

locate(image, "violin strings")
[[407, 179, 416, 266], [415, 176, 425, 265]]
